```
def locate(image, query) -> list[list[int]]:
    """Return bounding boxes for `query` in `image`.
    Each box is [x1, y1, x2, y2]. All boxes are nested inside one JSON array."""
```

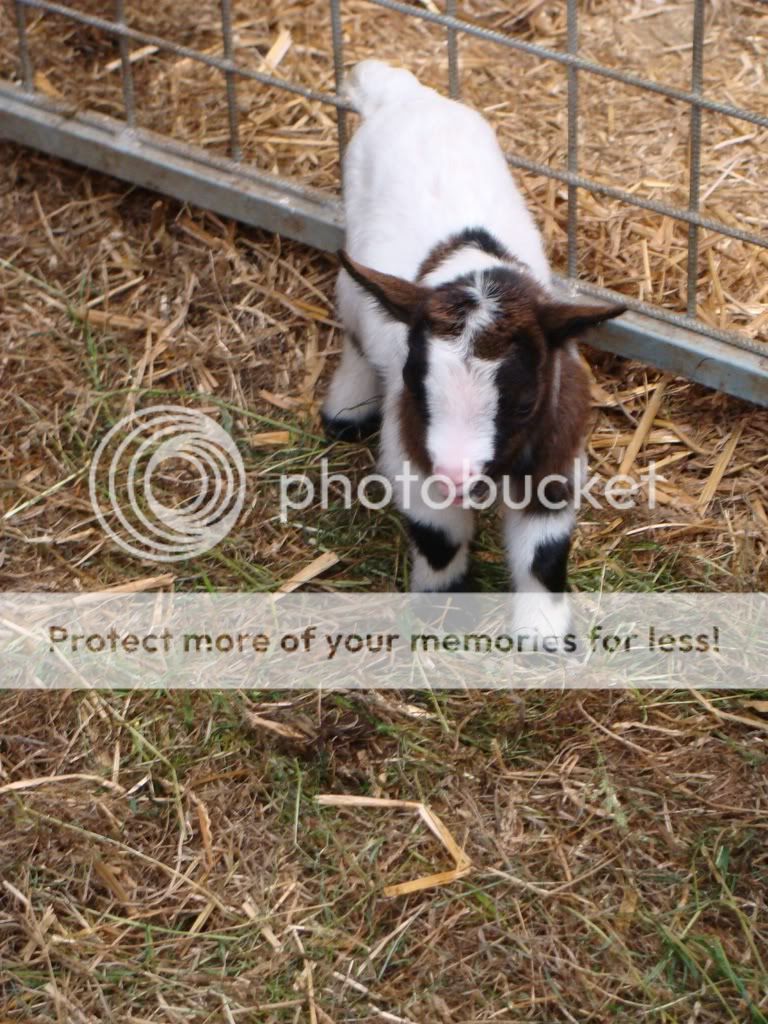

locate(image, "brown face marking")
[[398, 390, 431, 475], [426, 286, 478, 338], [471, 278, 545, 361], [492, 348, 591, 515]]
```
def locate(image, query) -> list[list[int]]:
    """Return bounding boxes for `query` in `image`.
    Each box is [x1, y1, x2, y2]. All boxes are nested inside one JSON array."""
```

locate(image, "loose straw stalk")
[[316, 795, 472, 897]]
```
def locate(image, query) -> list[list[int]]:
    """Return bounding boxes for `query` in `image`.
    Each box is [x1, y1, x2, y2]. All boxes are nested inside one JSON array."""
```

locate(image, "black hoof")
[[321, 409, 381, 443]]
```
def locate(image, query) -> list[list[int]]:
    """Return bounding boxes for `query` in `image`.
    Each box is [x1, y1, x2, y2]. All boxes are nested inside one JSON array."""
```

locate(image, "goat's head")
[[339, 250, 625, 498]]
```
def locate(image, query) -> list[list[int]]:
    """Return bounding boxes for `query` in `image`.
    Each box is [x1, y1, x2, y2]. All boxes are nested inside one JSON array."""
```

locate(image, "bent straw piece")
[[384, 865, 473, 898], [316, 795, 474, 895], [418, 805, 471, 869]]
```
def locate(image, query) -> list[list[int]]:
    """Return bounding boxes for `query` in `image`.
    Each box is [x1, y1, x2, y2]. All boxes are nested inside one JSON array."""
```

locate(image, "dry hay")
[[1, 688, 767, 1022], [0, 0, 766, 336], [1, 4, 768, 1022], [1, 147, 766, 594]]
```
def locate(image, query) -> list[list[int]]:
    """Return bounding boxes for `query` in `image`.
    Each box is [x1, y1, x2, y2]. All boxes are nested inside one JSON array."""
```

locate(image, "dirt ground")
[[1, 0, 768, 1021]]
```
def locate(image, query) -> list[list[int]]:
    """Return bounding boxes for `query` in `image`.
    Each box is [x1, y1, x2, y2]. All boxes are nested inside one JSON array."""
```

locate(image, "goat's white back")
[[340, 61, 551, 360]]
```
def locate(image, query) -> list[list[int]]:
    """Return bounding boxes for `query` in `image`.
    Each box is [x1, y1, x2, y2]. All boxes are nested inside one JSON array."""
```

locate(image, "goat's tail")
[[341, 60, 422, 118]]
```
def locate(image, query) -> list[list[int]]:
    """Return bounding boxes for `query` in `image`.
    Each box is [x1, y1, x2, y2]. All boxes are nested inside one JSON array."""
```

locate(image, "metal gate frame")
[[3, 0, 768, 405]]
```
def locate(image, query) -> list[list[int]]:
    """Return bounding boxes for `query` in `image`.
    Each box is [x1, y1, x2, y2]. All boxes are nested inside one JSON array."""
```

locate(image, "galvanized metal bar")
[[565, 0, 578, 280], [2, 84, 766, 406], [686, 0, 705, 317], [14, 0, 353, 112], [364, 0, 768, 131], [446, 0, 460, 99], [219, 0, 241, 161], [114, 0, 136, 128], [0, 84, 345, 251], [329, 0, 347, 160], [581, 303, 768, 409], [13, 1, 34, 91]]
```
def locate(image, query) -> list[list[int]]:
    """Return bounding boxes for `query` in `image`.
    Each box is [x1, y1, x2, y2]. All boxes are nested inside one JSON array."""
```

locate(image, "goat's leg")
[[405, 503, 475, 592], [503, 506, 574, 639], [379, 411, 475, 591], [322, 332, 382, 441]]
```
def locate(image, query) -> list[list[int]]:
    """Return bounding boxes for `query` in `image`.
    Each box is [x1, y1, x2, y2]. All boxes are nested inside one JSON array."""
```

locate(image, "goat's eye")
[[514, 397, 536, 419]]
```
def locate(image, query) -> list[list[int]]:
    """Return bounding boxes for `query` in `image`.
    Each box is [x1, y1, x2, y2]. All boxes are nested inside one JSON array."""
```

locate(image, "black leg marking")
[[531, 534, 571, 593], [408, 519, 460, 571], [532, 476, 572, 514], [321, 408, 381, 443]]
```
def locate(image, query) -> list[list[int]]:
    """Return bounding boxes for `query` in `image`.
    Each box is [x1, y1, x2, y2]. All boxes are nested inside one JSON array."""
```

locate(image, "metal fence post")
[[330, 0, 347, 164], [446, 0, 460, 99], [686, 0, 706, 318], [566, 0, 579, 281], [219, 0, 241, 161], [13, 0, 34, 91], [115, 0, 136, 128]]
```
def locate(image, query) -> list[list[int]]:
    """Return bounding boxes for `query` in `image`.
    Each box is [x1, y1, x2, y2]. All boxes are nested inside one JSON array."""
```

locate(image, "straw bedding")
[[1, 0, 765, 335], [1, 3, 767, 1022], [0, 0, 767, 592]]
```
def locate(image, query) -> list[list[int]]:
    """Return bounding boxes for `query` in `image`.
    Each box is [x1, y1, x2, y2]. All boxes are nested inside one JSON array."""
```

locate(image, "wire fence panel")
[[1, 0, 767, 404]]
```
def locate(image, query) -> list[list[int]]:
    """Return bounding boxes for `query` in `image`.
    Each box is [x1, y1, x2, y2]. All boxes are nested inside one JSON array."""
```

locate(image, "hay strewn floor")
[[2, 688, 768, 1023], [1, 145, 767, 593], [1, 2, 768, 1022], [1, 0, 766, 337]]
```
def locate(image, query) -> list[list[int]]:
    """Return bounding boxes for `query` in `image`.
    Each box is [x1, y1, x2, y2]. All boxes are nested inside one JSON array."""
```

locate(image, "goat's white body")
[[325, 61, 577, 633], [338, 60, 550, 385]]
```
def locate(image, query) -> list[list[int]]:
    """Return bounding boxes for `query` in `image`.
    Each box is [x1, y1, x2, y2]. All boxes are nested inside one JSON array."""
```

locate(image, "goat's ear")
[[338, 250, 429, 325], [539, 297, 627, 347]]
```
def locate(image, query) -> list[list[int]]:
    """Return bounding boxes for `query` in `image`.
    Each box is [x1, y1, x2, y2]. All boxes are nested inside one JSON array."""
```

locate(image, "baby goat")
[[322, 60, 625, 635]]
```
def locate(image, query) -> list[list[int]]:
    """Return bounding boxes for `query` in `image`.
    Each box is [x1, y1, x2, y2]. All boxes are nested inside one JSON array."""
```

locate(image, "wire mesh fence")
[[2, 0, 767, 403]]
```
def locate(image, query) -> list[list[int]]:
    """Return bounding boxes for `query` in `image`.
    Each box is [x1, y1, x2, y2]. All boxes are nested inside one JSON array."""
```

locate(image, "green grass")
[[3, 686, 767, 1022]]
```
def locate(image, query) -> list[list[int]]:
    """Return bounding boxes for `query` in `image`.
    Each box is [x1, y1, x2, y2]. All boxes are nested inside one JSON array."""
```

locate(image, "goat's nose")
[[433, 463, 480, 487]]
